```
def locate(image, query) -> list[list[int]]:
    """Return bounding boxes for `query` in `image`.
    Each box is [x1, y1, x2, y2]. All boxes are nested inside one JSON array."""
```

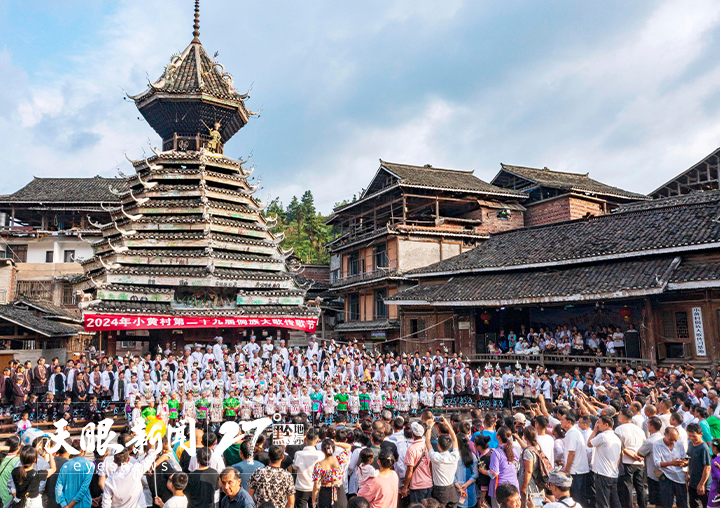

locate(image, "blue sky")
[[2, 1, 720, 213]]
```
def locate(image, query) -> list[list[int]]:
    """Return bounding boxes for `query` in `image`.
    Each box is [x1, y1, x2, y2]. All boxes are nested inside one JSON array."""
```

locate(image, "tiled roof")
[[134, 41, 247, 103], [409, 196, 720, 276], [496, 164, 649, 200], [12, 299, 82, 323], [0, 305, 79, 337], [614, 190, 720, 213], [334, 319, 400, 332], [380, 160, 526, 197], [668, 258, 720, 284], [388, 257, 677, 305], [1, 177, 126, 203]]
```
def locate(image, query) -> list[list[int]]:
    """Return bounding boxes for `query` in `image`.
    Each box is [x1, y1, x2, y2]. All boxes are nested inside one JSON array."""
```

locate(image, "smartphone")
[[435, 416, 443, 422]]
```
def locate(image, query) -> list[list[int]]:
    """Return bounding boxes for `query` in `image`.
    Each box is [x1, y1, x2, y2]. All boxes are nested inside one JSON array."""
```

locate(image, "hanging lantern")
[[620, 307, 633, 322], [480, 312, 492, 325]]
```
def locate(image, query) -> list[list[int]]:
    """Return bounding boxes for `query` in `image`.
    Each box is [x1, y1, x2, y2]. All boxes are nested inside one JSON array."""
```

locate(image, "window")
[[16, 281, 52, 301], [64, 250, 76, 263], [497, 209, 511, 220], [374, 244, 387, 269], [45, 251, 54, 263], [62, 285, 75, 306], [374, 289, 387, 319], [0, 290, 7, 304], [348, 294, 360, 321], [348, 252, 361, 276], [662, 312, 676, 339], [661, 311, 690, 340], [444, 319, 454, 338], [331, 268, 341, 283], [675, 311, 690, 339], [410, 318, 426, 339], [8, 245, 27, 263]]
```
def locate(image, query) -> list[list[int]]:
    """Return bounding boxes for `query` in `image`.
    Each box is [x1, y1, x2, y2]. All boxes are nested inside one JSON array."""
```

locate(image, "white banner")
[[692, 307, 707, 357]]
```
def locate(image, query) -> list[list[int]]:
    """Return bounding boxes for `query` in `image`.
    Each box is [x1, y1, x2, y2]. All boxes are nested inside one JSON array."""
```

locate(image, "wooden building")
[[386, 190, 720, 366], [326, 160, 525, 348], [651, 147, 720, 198], [491, 164, 649, 227], [0, 177, 122, 307], [75, 3, 318, 355]]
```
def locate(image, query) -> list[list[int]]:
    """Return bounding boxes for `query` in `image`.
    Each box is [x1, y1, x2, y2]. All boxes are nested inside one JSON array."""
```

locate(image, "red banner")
[[84, 314, 317, 333]]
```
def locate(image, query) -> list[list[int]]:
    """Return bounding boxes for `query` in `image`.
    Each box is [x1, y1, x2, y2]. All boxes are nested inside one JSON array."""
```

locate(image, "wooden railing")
[[465, 353, 653, 368]]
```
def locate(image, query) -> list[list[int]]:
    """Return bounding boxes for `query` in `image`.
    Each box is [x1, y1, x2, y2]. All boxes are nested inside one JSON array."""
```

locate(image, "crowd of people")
[[486, 324, 639, 358], [1, 332, 720, 508]]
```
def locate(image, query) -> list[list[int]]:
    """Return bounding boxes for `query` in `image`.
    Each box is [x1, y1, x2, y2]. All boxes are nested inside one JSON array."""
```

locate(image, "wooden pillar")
[[643, 298, 657, 366], [320, 309, 325, 340], [402, 196, 406, 225], [435, 198, 440, 224]]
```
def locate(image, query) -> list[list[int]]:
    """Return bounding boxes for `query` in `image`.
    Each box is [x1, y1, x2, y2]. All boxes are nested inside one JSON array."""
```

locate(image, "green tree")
[[263, 190, 334, 264]]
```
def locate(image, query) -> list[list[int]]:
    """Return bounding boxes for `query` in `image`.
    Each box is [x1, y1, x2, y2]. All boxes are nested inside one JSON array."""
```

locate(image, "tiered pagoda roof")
[[79, 2, 317, 333]]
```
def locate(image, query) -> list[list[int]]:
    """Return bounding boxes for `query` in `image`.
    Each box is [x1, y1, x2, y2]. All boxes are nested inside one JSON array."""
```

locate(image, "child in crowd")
[[155, 472, 189, 508], [355, 448, 379, 489]]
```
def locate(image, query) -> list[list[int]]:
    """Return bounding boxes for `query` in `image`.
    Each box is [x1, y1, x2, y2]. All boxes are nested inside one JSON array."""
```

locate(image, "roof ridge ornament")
[[192, 0, 201, 43]]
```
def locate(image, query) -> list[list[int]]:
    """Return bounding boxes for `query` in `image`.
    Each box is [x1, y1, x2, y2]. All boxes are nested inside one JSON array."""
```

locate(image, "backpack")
[[528, 445, 552, 490]]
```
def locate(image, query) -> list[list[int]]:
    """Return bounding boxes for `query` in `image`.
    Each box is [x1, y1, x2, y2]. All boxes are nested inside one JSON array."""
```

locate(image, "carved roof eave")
[[128, 151, 248, 173]]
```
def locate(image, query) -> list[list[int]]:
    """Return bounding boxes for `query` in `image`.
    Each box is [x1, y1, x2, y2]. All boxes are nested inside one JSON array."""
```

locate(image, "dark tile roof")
[[409, 196, 720, 276], [0, 305, 79, 337], [1, 177, 127, 203], [12, 299, 82, 323], [380, 160, 526, 197], [334, 319, 400, 332], [135, 42, 247, 103], [389, 257, 677, 305], [614, 190, 720, 213], [668, 258, 720, 284], [496, 164, 649, 200]]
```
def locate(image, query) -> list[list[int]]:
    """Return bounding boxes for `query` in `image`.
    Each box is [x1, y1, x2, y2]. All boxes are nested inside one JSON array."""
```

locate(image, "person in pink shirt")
[[401, 422, 433, 503], [358, 450, 399, 508]]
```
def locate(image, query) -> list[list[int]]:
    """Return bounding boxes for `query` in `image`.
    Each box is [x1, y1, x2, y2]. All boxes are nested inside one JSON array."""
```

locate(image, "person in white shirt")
[[534, 415, 554, 465], [615, 408, 647, 508], [386, 419, 410, 481], [212, 337, 225, 369], [155, 472, 189, 508], [587, 415, 622, 508], [630, 401, 646, 432], [188, 433, 225, 473], [293, 429, 325, 508], [670, 413, 689, 452], [561, 414, 590, 508], [652, 427, 687, 508], [426, 415, 460, 508], [102, 447, 158, 508], [543, 471, 581, 508], [637, 417, 664, 508], [261, 338, 274, 360]]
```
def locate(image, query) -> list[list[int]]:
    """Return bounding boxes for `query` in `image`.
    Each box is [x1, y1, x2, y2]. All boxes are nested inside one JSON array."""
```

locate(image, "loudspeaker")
[[476, 334, 486, 354], [624, 329, 641, 358]]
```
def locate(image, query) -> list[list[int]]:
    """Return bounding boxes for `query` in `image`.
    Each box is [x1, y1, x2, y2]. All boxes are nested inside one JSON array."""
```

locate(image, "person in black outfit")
[[45, 447, 69, 508], [11, 445, 56, 508], [186, 447, 219, 508]]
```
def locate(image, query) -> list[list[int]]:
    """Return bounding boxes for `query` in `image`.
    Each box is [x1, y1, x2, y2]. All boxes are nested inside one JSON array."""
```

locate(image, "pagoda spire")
[[192, 0, 200, 43]]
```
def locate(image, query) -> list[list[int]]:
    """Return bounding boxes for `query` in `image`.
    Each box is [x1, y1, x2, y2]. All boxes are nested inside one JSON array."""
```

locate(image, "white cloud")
[[6, 0, 720, 216]]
